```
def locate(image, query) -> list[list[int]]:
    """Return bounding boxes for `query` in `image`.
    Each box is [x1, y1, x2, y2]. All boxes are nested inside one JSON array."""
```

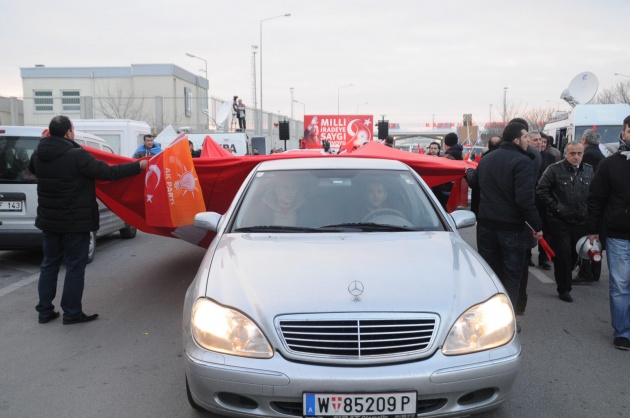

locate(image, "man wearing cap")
[[132, 134, 163, 158]]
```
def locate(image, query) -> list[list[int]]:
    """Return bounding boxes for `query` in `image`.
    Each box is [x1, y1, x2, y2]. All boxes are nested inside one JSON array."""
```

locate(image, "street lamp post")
[[251, 46, 258, 115], [357, 102, 368, 114], [293, 99, 305, 118], [290, 87, 294, 120], [185, 53, 209, 130], [260, 13, 291, 136], [489, 104, 492, 125], [503, 87, 508, 123], [337, 84, 353, 115]]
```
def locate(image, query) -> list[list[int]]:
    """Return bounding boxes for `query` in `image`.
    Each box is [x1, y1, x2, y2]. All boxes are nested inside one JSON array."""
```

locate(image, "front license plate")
[[0, 201, 22, 211], [303, 391, 416, 418]]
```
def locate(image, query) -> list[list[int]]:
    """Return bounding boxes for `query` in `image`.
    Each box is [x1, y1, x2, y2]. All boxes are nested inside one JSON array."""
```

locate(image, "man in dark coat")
[[581, 129, 605, 171], [537, 141, 594, 303], [29, 116, 147, 325], [467, 123, 543, 308], [586, 115, 630, 350]]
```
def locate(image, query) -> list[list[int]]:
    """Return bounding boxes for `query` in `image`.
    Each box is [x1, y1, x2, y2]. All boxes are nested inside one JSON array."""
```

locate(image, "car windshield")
[[232, 169, 445, 232], [0, 136, 39, 183]]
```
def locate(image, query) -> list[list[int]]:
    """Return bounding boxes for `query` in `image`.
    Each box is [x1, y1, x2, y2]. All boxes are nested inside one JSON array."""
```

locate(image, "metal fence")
[[20, 95, 304, 151]]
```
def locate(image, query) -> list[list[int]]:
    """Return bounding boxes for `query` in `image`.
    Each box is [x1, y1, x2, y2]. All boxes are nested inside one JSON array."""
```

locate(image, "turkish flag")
[[144, 134, 206, 227]]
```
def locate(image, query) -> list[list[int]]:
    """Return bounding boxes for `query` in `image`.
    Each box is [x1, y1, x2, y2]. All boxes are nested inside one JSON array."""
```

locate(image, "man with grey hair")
[[581, 129, 605, 171], [537, 140, 595, 302]]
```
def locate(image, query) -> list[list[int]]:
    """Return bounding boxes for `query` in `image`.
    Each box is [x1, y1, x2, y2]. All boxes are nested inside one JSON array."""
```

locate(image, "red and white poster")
[[302, 115, 373, 151]]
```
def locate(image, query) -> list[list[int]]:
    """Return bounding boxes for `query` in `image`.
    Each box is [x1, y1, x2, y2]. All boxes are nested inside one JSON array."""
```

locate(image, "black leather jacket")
[[536, 159, 594, 224]]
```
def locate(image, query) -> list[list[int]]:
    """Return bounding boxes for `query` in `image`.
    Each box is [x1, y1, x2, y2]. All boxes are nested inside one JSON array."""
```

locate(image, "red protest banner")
[[303, 115, 374, 152]]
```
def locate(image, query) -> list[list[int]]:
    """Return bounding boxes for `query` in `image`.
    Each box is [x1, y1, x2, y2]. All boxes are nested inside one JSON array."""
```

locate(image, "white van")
[[0, 126, 137, 262], [72, 119, 152, 158], [543, 103, 630, 154]]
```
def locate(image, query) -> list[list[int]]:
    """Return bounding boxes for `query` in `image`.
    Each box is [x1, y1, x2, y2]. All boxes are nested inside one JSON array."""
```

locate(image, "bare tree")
[[594, 81, 630, 104], [94, 81, 150, 121], [522, 106, 557, 131]]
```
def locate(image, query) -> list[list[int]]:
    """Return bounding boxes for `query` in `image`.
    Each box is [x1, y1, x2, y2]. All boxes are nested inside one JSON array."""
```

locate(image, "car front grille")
[[277, 314, 438, 362]]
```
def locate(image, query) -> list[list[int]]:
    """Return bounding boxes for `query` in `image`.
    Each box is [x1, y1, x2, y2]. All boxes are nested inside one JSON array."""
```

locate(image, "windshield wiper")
[[233, 225, 323, 233], [320, 222, 417, 232]]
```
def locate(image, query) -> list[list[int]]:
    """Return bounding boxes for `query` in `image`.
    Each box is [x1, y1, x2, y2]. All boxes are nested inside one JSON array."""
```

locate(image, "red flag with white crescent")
[[144, 133, 206, 227]]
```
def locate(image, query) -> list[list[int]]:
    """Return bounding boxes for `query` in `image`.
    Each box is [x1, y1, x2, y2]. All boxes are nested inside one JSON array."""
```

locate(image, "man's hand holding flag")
[[144, 133, 206, 227]]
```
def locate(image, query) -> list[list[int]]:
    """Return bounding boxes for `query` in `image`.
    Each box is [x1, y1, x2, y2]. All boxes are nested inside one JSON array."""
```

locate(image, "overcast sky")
[[1, 0, 628, 129]]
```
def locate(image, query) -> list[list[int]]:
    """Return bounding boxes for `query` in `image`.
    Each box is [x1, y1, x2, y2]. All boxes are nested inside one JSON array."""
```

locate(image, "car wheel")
[[186, 377, 203, 410], [119, 224, 137, 239], [87, 231, 96, 264]]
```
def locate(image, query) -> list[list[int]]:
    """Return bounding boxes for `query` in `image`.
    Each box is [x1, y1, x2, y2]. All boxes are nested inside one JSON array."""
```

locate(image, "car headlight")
[[442, 294, 515, 356], [191, 298, 273, 358]]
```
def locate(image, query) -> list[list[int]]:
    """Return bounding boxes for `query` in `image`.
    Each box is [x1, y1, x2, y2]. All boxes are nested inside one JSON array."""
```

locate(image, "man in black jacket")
[[29, 116, 147, 325], [537, 141, 594, 302], [586, 115, 630, 351], [581, 129, 605, 171], [467, 123, 543, 307]]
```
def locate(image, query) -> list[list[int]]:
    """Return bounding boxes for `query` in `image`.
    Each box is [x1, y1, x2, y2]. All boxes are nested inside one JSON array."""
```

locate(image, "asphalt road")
[[0, 228, 629, 418]]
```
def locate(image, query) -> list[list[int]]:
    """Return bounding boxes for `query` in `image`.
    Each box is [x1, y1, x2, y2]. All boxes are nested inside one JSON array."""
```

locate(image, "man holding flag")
[[30, 116, 147, 325]]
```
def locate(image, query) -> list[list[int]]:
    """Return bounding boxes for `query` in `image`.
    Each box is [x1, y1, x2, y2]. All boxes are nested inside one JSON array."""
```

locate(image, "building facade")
[[19, 64, 302, 150], [20, 64, 209, 132]]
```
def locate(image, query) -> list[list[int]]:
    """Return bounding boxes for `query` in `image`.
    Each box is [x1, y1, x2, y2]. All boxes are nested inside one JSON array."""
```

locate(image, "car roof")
[[0, 125, 106, 141], [0, 126, 48, 136], [256, 157, 409, 172]]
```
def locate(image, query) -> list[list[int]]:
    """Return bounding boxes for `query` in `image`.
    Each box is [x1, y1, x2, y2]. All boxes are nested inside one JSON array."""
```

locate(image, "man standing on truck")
[[235, 99, 247, 132], [30, 116, 147, 325], [132, 134, 163, 158]]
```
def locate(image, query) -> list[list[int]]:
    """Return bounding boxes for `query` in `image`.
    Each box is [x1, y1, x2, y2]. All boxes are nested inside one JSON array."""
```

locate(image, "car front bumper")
[[183, 335, 521, 417]]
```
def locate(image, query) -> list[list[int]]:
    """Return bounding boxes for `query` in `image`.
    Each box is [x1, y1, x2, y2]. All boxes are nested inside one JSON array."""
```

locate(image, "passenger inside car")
[[249, 176, 306, 227]]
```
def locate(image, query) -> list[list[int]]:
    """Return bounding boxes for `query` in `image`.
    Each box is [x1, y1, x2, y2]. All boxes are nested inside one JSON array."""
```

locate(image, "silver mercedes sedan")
[[183, 157, 520, 418]]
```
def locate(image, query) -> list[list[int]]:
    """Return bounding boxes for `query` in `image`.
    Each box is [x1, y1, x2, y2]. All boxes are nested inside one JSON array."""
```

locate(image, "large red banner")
[[303, 115, 373, 151]]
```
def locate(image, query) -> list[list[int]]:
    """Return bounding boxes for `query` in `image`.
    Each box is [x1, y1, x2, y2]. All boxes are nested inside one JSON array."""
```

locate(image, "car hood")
[[204, 232, 500, 328]]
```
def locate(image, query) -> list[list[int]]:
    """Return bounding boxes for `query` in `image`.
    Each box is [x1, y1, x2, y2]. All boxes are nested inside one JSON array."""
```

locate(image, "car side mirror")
[[450, 210, 476, 229], [194, 212, 222, 232]]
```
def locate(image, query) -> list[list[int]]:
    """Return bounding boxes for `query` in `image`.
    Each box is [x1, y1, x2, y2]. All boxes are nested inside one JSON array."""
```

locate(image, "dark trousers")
[[238, 117, 246, 130], [548, 219, 584, 294], [36, 231, 90, 320], [516, 260, 529, 314], [477, 226, 526, 306]]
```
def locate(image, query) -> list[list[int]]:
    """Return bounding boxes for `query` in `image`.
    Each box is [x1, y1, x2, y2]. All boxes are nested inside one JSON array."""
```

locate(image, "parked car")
[[0, 126, 137, 262], [183, 157, 520, 418]]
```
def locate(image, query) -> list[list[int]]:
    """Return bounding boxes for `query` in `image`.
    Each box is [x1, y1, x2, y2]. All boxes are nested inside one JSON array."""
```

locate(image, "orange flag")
[[144, 134, 206, 227]]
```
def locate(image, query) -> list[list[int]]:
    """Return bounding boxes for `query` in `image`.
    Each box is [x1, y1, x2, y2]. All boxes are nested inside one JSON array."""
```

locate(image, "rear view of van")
[[0, 126, 137, 262]]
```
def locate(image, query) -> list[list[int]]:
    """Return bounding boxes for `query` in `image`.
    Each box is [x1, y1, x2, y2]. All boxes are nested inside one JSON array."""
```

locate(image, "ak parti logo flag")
[[144, 134, 206, 227]]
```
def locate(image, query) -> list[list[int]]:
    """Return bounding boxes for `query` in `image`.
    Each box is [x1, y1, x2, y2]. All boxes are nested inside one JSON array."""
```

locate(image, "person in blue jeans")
[[586, 114, 630, 350], [29, 116, 147, 325]]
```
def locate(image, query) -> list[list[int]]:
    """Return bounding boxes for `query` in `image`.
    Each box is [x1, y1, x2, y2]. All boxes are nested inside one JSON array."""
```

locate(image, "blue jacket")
[[132, 143, 163, 158]]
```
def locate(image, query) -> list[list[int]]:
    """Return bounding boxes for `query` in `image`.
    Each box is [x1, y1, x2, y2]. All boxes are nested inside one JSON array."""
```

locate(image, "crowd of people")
[[465, 115, 630, 350]]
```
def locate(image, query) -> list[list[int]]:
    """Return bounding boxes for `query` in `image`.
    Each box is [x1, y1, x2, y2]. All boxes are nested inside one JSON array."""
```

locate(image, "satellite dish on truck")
[[560, 71, 598, 107], [216, 101, 232, 131]]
